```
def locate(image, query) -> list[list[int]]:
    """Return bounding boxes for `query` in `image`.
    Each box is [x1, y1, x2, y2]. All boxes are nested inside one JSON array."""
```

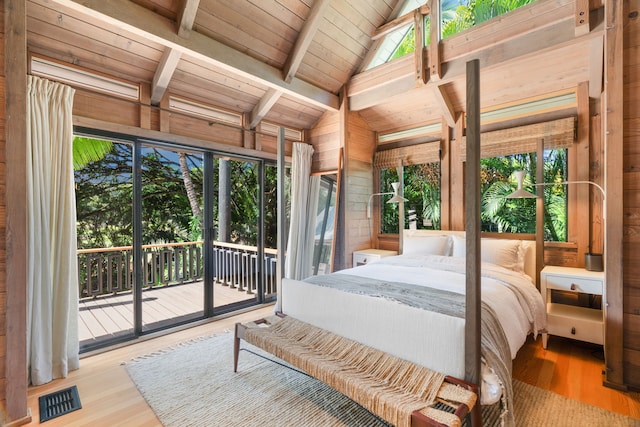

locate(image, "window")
[[480, 149, 568, 241], [441, 0, 537, 39], [380, 162, 442, 234]]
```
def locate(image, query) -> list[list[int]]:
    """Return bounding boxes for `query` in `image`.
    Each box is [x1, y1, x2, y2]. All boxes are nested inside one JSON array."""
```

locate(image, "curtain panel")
[[26, 75, 80, 385], [284, 142, 319, 280]]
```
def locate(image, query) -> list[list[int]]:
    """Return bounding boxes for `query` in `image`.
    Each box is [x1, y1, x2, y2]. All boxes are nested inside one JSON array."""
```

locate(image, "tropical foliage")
[[74, 138, 280, 250], [386, 0, 536, 61], [379, 149, 568, 241]]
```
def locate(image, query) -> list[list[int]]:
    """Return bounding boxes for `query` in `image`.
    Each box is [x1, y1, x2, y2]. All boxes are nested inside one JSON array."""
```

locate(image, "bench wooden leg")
[[233, 322, 244, 373]]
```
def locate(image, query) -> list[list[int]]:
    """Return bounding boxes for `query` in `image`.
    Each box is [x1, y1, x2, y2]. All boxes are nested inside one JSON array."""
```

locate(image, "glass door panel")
[[75, 138, 135, 350], [140, 145, 204, 331], [212, 156, 259, 309]]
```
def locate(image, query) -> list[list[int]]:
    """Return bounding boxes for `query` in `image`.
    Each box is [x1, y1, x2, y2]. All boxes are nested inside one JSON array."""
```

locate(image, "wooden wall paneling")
[[4, 0, 30, 423], [575, 81, 591, 268], [168, 114, 244, 147], [604, 0, 625, 389], [159, 93, 170, 133], [73, 90, 140, 127], [139, 82, 151, 129], [440, 119, 451, 230], [309, 110, 340, 172], [451, 112, 465, 230]]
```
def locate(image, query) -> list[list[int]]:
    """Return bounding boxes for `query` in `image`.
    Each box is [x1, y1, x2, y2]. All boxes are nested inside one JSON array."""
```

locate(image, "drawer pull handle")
[[570, 283, 577, 291], [571, 327, 576, 335]]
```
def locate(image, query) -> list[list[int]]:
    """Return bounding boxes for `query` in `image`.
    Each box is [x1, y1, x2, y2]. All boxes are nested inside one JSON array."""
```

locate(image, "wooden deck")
[[79, 281, 259, 349]]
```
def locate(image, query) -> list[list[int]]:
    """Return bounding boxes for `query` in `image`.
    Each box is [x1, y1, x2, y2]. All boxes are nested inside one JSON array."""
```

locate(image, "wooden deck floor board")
[[79, 281, 252, 348]]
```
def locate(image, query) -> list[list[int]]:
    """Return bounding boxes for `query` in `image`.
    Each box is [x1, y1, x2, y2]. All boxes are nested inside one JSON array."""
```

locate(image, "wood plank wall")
[[623, 0, 640, 388], [0, 4, 6, 418]]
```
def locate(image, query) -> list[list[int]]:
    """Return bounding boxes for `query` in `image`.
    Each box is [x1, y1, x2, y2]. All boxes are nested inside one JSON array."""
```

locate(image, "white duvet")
[[281, 254, 546, 407], [341, 254, 546, 360]]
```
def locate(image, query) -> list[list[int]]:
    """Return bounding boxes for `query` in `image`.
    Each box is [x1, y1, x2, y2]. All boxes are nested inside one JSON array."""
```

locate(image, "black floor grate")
[[39, 385, 82, 423]]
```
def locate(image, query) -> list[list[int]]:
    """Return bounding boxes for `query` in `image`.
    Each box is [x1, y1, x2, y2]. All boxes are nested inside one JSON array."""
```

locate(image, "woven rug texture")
[[125, 331, 640, 427]]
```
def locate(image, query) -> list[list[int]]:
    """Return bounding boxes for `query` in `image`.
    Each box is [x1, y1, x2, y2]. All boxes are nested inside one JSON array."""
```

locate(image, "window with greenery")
[[380, 162, 441, 234], [441, 0, 536, 39], [480, 148, 568, 241]]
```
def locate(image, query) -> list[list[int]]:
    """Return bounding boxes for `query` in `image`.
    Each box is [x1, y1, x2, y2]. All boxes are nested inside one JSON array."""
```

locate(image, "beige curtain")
[[284, 142, 319, 280], [26, 75, 80, 385]]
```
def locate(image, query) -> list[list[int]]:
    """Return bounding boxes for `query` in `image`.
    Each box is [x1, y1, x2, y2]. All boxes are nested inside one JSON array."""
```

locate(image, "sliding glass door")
[[75, 130, 279, 351], [140, 144, 205, 331]]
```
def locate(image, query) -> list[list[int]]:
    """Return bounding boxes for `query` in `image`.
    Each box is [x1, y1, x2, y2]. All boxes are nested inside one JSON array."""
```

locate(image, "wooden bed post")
[[465, 59, 482, 427]]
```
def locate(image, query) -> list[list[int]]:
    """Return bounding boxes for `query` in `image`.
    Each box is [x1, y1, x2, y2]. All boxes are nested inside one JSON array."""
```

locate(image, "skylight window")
[[366, 0, 426, 70]]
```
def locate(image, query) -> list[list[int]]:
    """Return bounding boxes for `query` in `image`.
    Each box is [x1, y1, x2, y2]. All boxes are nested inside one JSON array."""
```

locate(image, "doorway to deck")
[[74, 130, 280, 352]]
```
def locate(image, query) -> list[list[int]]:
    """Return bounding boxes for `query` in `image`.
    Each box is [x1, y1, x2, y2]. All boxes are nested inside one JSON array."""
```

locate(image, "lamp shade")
[[506, 170, 537, 199], [387, 182, 408, 203]]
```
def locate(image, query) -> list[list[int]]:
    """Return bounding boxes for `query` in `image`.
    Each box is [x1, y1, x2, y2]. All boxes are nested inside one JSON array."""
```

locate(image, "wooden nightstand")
[[540, 266, 604, 349], [352, 249, 397, 267]]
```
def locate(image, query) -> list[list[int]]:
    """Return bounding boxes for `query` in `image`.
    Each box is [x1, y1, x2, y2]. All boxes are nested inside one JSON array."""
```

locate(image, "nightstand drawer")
[[353, 252, 372, 266], [543, 274, 602, 295], [352, 249, 397, 266], [547, 304, 603, 344]]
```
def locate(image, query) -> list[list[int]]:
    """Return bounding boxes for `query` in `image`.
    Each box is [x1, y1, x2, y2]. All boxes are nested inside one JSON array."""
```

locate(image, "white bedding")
[[280, 254, 546, 411]]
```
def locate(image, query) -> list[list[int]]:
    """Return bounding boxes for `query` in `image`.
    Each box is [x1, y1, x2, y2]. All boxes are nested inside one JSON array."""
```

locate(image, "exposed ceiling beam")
[[177, 0, 200, 38], [151, 48, 182, 105], [283, 0, 331, 84], [588, 35, 603, 98], [150, 0, 199, 105], [432, 84, 456, 127], [250, 88, 283, 129], [52, 0, 339, 111], [372, 4, 430, 41], [350, 15, 604, 111]]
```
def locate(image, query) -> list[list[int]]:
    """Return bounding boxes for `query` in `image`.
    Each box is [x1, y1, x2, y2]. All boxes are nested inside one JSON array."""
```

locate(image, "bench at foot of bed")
[[234, 313, 480, 427]]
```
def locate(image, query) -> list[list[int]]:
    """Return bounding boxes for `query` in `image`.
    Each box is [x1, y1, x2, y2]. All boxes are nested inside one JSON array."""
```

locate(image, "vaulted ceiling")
[[26, 0, 603, 136]]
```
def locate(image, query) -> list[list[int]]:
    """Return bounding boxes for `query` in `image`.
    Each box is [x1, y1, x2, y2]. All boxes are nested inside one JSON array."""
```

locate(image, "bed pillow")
[[451, 235, 524, 272], [482, 238, 523, 271], [402, 234, 451, 256]]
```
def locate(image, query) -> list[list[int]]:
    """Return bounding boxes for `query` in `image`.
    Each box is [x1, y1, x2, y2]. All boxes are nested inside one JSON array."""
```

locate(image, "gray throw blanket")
[[304, 273, 515, 427]]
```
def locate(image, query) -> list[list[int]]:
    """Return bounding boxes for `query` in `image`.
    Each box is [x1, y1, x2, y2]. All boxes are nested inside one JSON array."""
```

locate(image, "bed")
[[279, 230, 546, 426]]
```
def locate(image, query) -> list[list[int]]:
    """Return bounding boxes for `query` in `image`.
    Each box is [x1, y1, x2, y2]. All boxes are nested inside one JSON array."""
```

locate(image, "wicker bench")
[[234, 313, 479, 427]]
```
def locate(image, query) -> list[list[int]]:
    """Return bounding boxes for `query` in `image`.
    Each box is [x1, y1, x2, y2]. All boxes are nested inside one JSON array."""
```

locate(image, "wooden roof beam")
[[150, 0, 199, 105], [349, 8, 605, 111], [250, 88, 283, 129], [177, 0, 200, 38], [432, 84, 456, 128], [52, 0, 340, 111], [575, 0, 590, 36], [283, 0, 330, 84], [151, 48, 181, 105], [372, 4, 430, 41]]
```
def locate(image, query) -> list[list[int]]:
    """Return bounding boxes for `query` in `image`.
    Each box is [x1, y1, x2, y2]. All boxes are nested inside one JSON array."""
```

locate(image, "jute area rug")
[[125, 331, 640, 427]]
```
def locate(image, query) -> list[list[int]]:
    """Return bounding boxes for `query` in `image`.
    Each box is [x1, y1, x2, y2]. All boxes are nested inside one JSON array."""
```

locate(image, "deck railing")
[[77, 241, 278, 299]]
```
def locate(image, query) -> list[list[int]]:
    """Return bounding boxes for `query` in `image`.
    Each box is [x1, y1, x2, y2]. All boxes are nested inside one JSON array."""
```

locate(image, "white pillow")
[[451, 235, 466, 258], [403, 235, 451, 256], [481, 238, 523, 271], [451, 235, 523, 272]]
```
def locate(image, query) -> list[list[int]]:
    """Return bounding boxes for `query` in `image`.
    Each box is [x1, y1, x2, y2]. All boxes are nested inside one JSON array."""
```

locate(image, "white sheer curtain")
[[26, 75, 80, 385], [284, 142, 320, 280]]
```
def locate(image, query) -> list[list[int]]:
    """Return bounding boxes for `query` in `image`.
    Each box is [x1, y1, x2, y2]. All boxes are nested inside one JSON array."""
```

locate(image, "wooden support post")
[[603, 0, 624, 389], [275, 126, 286, 312], [464, 59, 481, 427], [5, 0, 30, 424]]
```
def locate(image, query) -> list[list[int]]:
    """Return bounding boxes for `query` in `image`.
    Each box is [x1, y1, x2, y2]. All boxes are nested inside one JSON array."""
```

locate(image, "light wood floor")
[[25, 305, 640, 426]]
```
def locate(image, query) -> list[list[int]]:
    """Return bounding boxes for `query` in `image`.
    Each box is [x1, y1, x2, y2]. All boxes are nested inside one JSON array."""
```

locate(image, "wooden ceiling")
[[26, 0, 604, 136]]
